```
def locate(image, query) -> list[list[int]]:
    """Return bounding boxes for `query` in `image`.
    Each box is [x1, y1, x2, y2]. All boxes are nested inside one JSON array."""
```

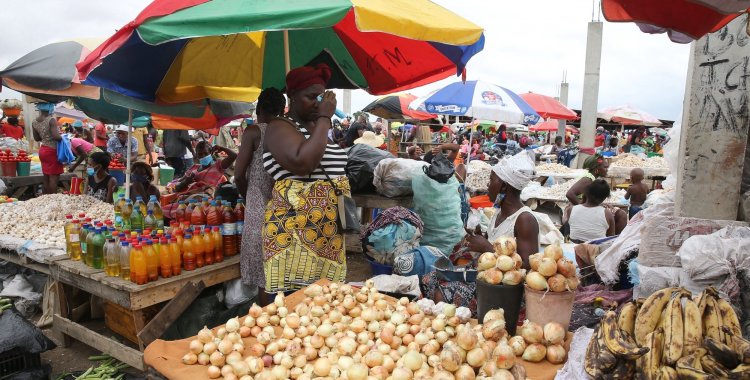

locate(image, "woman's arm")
[[49, 119, 62, 141], [565, 177, 590, 205], [605, 210, 616, 236], [234, 127, 259, 197], [214, 145, 238, 171], [514, 212, 540, 269], [148, 185, 161, 202], [107, 178, 117, 204]]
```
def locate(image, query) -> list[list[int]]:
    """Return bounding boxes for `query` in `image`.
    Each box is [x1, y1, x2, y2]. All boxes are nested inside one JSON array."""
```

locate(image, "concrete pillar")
[[343, 89, 352, 116], [21, 95, 37, 153], [675, 14, 750, 220], [558, 82, 569, 138], [577, 21, 603, 168]]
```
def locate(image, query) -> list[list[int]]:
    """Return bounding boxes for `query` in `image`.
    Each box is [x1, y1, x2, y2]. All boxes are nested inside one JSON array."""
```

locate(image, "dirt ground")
[[37, 247, 374, 378]]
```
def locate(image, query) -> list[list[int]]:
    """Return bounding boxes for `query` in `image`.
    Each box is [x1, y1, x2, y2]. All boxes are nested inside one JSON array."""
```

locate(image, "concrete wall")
[[675, 14, 750, 220], [577, 22, 603, 168]]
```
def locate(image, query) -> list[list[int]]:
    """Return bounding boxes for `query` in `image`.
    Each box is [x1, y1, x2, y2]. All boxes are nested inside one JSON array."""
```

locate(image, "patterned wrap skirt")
[[262, 176, 349, 292]]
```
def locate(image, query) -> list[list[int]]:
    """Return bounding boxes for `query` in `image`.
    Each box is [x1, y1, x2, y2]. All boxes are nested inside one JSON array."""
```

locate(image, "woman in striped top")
[[261, 64, 351, 292]]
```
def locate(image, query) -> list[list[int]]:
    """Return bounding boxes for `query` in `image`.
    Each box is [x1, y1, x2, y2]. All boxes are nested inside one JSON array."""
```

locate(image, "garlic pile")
[[535, 163, 574, 174], [183, 280, 531, 380], [465, 160, 492, 192], [529, 180, 626, 204], [477, 237, 525, 286], [525, 244, 579, 293], [611, 154, 667, 169], [509, 320, 567, 364], [0, 194, 111, 248]]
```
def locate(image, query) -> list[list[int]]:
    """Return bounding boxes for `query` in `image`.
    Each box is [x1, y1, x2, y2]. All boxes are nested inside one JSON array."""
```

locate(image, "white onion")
[[519, 320, 543, 344], [501, 270, 523, 286], [478, 252, 497, 271], [495, 255, 515, 272], [492, 236, 517, 256], [493, 343, 515, 369], [543, 243, 563, 261], [556, 258, 576, 278], [454, 364, 476, 380], [537, 258, 558, 277], [522, 343, 547, 362], [546, 344, 567, 364], [525, 271, 548, 291], [543, 322, 566, 345], [508, 336, 526, 356], [198, 326, 214, 344], [548, 274, 568, 292]]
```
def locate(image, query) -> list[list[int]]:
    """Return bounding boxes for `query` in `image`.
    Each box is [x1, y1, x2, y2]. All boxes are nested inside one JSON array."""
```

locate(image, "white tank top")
[[568, 205, 609, 242]]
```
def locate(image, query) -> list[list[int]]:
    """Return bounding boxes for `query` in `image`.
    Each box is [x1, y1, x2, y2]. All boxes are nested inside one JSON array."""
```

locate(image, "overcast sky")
[[0, 0, 690, 121]]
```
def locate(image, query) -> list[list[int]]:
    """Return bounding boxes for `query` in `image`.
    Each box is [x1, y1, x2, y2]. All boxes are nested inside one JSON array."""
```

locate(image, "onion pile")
[[182, 280, 531, 380], [477, 237, 525, 286], [525, 243, 579, 292], [535, 163, 574, 174], [512, 320, 568, 364]]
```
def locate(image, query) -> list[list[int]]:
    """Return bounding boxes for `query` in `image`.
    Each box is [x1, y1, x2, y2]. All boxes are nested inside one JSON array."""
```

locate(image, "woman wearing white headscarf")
[[464, 152, 541, 268]]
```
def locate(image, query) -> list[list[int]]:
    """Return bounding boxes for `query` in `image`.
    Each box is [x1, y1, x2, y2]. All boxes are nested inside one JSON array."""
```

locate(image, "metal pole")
[[283, 30, 291, 73], [125, 109, 132, 199]]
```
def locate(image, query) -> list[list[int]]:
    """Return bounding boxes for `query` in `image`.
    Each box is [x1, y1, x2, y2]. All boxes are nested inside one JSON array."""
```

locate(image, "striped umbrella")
[[361, 93, 436, 121], [597, 105, 662, 126], [77, 0, 485, 104]]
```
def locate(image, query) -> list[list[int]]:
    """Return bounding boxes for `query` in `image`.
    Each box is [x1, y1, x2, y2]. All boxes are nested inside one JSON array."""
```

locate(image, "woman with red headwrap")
[[261, 64, 350, 292]]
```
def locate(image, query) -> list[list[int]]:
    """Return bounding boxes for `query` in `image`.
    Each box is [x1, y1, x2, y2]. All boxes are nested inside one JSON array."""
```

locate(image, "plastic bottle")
[[114, 194, 127, 228], [144, 210, 157, 230], [85, 226, 96, 267], [221, 202, 237, 256], [105, 238, 120, 277], [234, 199, 245, 247], [90, 228, 105, 270], [119, 241, 131, 280], [129, 243, 139, 282], [121, 200, 133, 230], [212, 226, 224, 262], [159, 237, 172, 278], [130, 202, 144, 231], [203, 227, 214, 265], [148, 195, 165, 229], [64, 214, 74, 255], [190, 201, 206, 229], [202, 196, 210, 212], [185, 200, 197, 220], [144, 240, 158, 282], [174, 201, 187, 224], [134, 196, 147, 216], [132, 244, 148, 285], [80, 223, 90, 262], [68, 219, 82, 261], [169, 238, 181, 276], [182, 234, 196, 271], [192, 228, 204, 268], [206, 200, 222, 227]]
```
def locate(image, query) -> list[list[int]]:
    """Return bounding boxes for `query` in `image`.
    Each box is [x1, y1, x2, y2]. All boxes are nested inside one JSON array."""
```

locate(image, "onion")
[[482, 319, 506, 341], [221, 365, 234, 378], [543, 243, 563, 261], [511, 253, 523, 270], [239, 326, 251, 338], [543, 322, 566, 345], [198, 326, 214, 344], [443, 304, 457, 318], [525, 271, 548, 291], [226, 351, 243, 364], [493, 343, 515, 369], [243, 316, 255, 328], [544, 274, 566, 292], [546, 344, 567, 364], [313, 357, 331, 376], [483, 268, 504, 285], [210, 351, 225, 366], [261, 355, 273, 368], [198, 352, 210, 365], [478, 252, 498, 271], [457, 325, 478, 351], [492, 369, 515, 380], [392, 367, 413, 380], [364, 350, 384, 368], [508, 336, 526, 356], [519, 320, 543, 344], [182, 353, 198, 365], [203, 341, 217, 355], [189, 339, 204, 355], [230, 360, 250, 377], [492, 236, 517, 256], [483, 309, 505, 324], [480, 361, 497, 377], [566, 276, 580, 291], [455, 364, 476, 380], [466, 347, 486, 368], [556, 258, 576, 278], [440, 345, 462, 372], [537, 258, 558, 277], [347, 364, 368, 380], [226, 317, 240, 333], [522, 343, 547, 362], [501, 270, 523, 286], [249, 303, 262, 318], [495, 255, 515, 272], [207, 365, 221, 379]]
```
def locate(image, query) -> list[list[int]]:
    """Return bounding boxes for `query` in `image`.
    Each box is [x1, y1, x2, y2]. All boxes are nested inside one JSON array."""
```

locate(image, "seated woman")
[[162, 141, 237, 218], [129, 162, 161, 202], [565, 154, 627, 233], [86, 152, 118, 203], [568, 179, 615, 244]]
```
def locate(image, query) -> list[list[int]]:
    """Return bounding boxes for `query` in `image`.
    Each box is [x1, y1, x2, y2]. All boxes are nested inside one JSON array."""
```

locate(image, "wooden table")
[[50, 255, 240, 370], [0, 173, 75, 198], [352, 193, 413, 224]]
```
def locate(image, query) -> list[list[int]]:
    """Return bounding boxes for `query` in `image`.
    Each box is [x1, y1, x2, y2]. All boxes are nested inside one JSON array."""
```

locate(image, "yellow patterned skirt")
[[262, 176, 348, 292]]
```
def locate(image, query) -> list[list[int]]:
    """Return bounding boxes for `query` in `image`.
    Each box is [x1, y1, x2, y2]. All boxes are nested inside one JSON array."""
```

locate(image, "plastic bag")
[[0, 308, 56, 354], [393, 246, 446, 276], [678, 226, 750, 291], [223, 279, 259, 309], [373, 158, 428, 197], [364, 222, 421, 265], [345, 144, 393, 193], [662, 122, 682, 190], [56, 135, 76, 164], [411, 170, 465, 254]]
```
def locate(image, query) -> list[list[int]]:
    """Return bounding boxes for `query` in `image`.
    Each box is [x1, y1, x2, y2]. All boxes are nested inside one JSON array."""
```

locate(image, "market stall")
[[0, 173, 76, 198]]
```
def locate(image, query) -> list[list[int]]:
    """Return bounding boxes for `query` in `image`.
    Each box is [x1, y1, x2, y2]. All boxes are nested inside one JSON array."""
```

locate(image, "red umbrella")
[[602, 0, 748, 42], [529, 119, 579, 134], [519, 92, 577, 120], [362, 93, 436, 121]]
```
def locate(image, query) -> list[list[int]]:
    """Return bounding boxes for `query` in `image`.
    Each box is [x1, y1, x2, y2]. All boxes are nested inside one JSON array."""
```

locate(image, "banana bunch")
[[585, 286, 750, 380]]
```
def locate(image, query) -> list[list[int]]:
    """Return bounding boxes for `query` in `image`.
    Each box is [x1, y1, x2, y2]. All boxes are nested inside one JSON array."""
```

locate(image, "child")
[[625, 168, 649, 218]]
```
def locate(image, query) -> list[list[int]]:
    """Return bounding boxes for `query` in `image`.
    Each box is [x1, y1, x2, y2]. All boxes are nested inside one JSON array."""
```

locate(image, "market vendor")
[[129, 162, 161, 202], [32, 103, 62, 194], [565, 153, 628, 233], [107, 125, 138, 163], [86, 151, 118, 203], [567, 179, 615, 243], [173, 141, 236, 193], [68, 136, 103, 172], [0, 116, 24, 140]]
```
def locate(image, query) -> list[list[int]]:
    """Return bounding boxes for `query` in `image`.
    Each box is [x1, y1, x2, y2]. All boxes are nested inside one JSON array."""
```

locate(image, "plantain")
[[730, 364, 750, 379], [705, 337, 741, 370], [602, 310, 650, 359], [659, 366, 678, 380], [683, 296, 703, 355], [676, 349, 714, 380], [722, 326, 750, 365], [636, 328, 663, 380], [585, 325, 616, 379], [716, 297, 742, 346], [609, 358, 636, 379], [635, 287, 678, 346], [662, 295, 684, 366], [701, 354, 730, 378], [618, 300, 638, 337], [703, 296, 724, 343]]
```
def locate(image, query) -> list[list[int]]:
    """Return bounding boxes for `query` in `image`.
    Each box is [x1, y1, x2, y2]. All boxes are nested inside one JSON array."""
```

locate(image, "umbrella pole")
[[283, 30, 291, 73], [125, 109, 132, 200]]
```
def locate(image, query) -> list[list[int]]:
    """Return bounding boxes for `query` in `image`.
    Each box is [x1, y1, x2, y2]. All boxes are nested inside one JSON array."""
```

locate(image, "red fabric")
[[519, 93, 578, 120], [1, 123, 24, 139], [38, 145, 64, 175], [601, 0, 742, 40], [285, 64, 332, 93], [396, 94, 437, 120], [595, 134, 605, 147]]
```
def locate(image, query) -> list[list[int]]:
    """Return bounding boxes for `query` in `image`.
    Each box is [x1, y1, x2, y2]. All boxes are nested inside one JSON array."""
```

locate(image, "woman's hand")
[[317, 91, 337, 119], [464, 226, 493, 253]]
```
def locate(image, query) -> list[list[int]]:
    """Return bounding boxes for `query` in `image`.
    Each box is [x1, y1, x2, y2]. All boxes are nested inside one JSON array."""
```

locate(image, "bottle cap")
[[72, 219, 80, 223], [185, 234, 192, 238], [121, 242, 129, 247]]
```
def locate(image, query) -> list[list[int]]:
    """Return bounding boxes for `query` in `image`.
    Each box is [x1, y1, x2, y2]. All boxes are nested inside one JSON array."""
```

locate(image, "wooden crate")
[[104, 301, 161, 345]]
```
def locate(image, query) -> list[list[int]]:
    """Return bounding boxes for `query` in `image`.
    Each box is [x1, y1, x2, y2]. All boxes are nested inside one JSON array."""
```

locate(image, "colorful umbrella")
[[597, 105, 663, 126], [409, 80, 541, 124], [602, 0, 749, 43], [519, 92, 577, 120], [529, 119, 579, 134], [361, 93, 436, 121], [77, 0, 485, 103]]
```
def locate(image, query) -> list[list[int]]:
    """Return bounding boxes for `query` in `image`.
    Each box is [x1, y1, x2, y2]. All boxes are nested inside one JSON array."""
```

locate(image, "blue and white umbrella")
[[409, 80, 541, 124]]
